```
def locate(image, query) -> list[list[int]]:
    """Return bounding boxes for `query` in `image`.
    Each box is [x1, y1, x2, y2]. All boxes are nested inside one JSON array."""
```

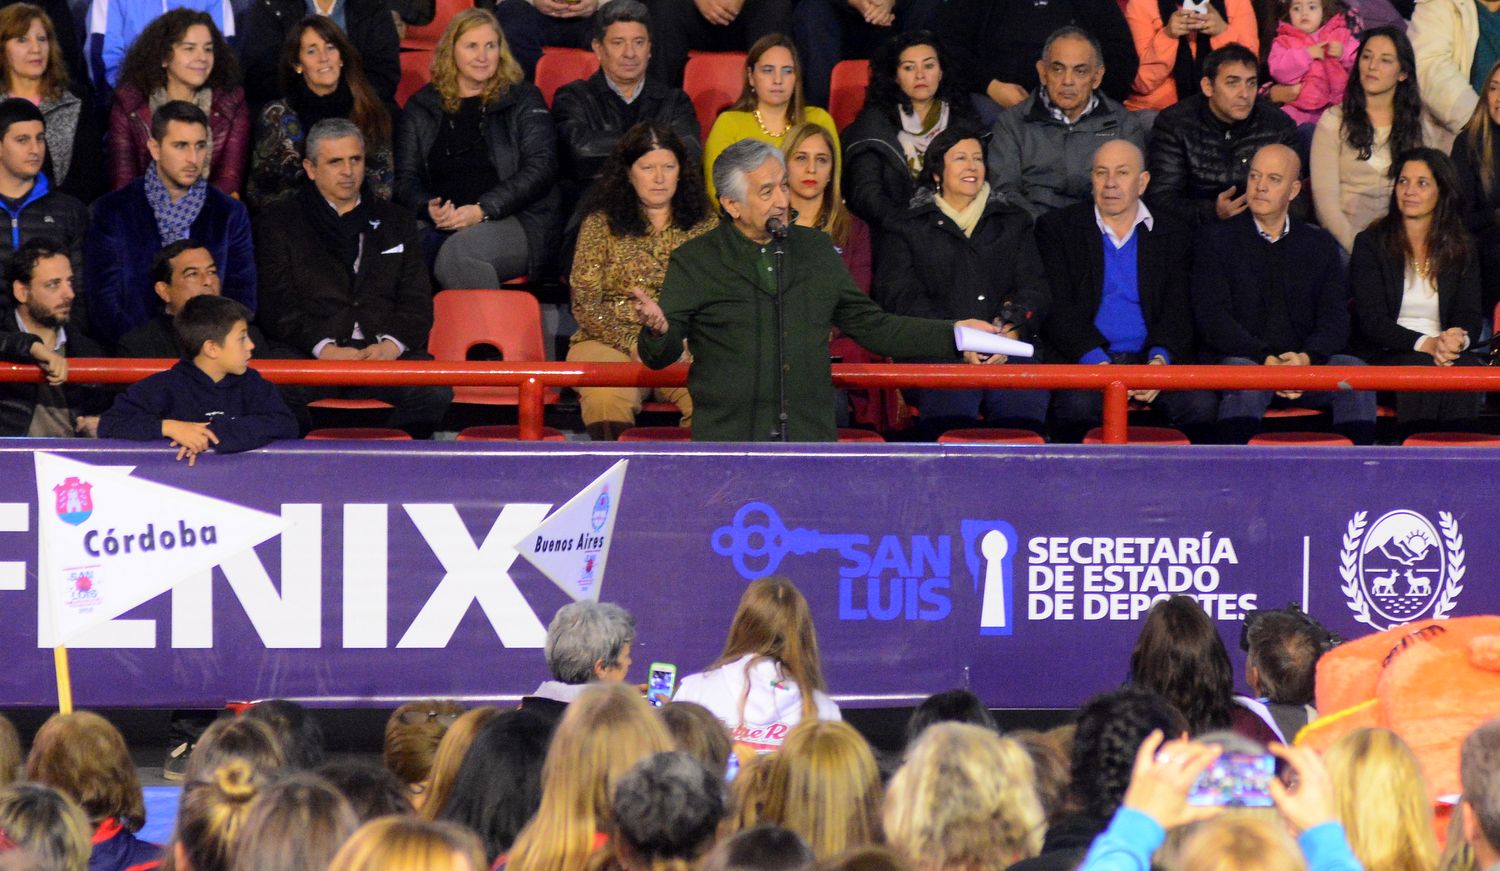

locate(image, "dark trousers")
[[648, 0, 794, 86], [1050, 352, 1218, 443], [493, 0, 593, 79], [905, 368, 1050, 440], [791, 0, 943, 105], [1215, 354, 1378, 444], [283, 349, 454, 439], [1366, 349, 1484, 434]]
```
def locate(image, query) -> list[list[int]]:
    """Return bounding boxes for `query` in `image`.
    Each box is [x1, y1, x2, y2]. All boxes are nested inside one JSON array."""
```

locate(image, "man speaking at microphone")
[[633, 138, 1002, 441]]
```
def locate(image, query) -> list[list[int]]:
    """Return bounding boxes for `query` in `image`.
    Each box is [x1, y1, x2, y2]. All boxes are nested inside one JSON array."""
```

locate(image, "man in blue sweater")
[[99, 294, 297, 464]]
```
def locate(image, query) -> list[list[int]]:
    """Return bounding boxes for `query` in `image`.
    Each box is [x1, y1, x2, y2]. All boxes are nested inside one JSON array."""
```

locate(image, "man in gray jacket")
[[988, 26, 1147, 220]]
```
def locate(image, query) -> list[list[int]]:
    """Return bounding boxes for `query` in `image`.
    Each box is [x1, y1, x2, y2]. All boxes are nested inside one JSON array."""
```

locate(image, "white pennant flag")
[[34, 452, 290, 646], [518, 460, 629, 602]]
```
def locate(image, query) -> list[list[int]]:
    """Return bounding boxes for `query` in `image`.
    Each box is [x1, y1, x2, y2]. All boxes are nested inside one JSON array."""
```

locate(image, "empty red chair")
[[836, 427, 884, 442], [397, 50, 433, 107], [1402, 432, 1500, 446], [535, 46, 600, 107], [937, 428, 1045, 445], [617, 426, 692, 441], [683, 51, 747, 141], [456, 425, 567, 441], [1248, 432, 1354, 446], [308, 398, 394, 412], [828, 59, 869, 130], [1083, 426, 1191, 445], [429, 290, 560, 406], [305, 428, 413, 440], [1263, 406, 1324, 419], [401, 0, 471, 51]]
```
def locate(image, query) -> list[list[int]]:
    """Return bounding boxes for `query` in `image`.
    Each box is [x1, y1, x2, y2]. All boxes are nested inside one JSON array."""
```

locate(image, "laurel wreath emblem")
[[1340, 511, 1464, 630]]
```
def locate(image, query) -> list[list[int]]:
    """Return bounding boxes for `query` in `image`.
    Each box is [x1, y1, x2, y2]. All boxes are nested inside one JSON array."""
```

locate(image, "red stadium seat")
[[308, 398, 395, 412], [683, 51, 746, 141], [397, 50, 433, 107], [401, 0, 471, 51], [456, 425, 567, 441], [1402, 432, 1500, 446], [1263, 406, 1324, 419], [618, 426, 692, 441], [429, 290, 560, 406], [535, 46, 600, 107], [1248, 432, 1354, 446], [305, 428, 413, 440], [937, 427, 1045, 444], [828, 59, 869, 130], [836, 427, 885, 442], [1083, 426, 1191, 445]]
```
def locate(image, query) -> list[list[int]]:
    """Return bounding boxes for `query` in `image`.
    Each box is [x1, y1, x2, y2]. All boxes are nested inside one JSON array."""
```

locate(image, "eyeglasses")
[[397, 710, 460, 726]]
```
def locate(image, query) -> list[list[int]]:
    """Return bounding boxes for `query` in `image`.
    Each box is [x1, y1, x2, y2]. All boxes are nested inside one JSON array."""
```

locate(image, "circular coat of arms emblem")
[[1340, 510, 1465, 630]]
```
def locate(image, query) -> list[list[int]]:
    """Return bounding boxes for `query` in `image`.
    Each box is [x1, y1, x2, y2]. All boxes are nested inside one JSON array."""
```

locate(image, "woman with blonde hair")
[[0, 783, 91, 871], [884, 722, 1046, 871], [758, 720, 882, 860], [1170, 815, 1309, 871], [383, 699, 465, 812], [394, 7, 558, 288], [417, 706, 500, 821], [505, 683, 675, 871], [186, 717, 286, 783], [1323, 727, 1438, 871], [328, 817, 485, 871], [230, 773, 359, 871], [0, 3, 99, 200], [676, 576, 838, 753], [169, 760, 264, 871]]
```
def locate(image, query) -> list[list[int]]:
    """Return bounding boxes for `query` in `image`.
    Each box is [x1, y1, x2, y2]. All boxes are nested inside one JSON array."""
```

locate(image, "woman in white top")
[[1349, 147, 1483, 431], [674, 576, 840, 753]]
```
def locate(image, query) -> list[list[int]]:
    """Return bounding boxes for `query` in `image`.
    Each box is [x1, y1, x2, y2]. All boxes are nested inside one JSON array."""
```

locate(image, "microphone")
[[767, 214, 791, 239]]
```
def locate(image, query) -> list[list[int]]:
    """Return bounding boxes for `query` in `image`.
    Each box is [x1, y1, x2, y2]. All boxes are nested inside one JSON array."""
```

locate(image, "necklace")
[[752, 108, 788, 138]]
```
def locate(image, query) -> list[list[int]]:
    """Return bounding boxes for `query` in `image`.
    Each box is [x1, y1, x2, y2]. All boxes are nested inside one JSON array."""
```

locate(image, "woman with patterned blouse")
[[567, 121, 717, 441]]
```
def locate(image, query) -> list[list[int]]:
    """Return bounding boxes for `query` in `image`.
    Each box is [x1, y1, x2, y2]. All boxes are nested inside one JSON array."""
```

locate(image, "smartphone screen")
[[1187, 753, 1275, 807], [647, 663, 676, 708]]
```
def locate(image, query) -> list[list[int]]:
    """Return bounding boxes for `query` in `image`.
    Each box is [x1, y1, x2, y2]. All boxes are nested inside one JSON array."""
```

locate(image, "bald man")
[[1192, 144, 1377, 444], [1037, 138, 1216, 442]]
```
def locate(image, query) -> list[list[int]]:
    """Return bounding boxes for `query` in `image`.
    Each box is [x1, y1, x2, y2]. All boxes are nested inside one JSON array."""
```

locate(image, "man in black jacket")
[[1192, 144, 1376, 444], [240, 0, 401, 108], [0, 100, 89, 324], [1146, 43, 1299, 228], [117, 241, 272, 359], [255, 118, 451, 436], [1037, 139, 1215, 442]]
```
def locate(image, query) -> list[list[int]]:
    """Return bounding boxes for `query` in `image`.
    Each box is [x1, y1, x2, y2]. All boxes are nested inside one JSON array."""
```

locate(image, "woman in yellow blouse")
[[567, 122, 718, 441], [702, 33, 840, 205]]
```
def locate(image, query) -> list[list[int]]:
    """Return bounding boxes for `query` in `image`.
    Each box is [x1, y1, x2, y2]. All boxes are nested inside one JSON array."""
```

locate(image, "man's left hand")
[[1129, 354, 1166, 404], [364, 339, 404, 361]]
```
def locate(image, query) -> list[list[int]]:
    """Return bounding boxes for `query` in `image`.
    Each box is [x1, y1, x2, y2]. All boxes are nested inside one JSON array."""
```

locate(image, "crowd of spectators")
[[0, 0, 1498, 445]]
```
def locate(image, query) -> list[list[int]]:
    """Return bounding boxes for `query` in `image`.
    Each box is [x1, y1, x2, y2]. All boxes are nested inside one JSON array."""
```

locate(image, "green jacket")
[[639, 221, 957, 441]]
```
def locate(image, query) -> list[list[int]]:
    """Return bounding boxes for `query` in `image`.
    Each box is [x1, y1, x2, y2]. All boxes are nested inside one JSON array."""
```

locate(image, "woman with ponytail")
[[167, 760, 264, 871]]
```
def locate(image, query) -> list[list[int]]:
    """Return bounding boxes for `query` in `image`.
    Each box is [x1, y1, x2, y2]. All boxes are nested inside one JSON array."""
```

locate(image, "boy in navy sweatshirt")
[[99, 295, 298, 464]]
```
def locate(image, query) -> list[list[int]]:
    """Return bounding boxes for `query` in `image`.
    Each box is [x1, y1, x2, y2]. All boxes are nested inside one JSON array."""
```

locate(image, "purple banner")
[[0, 441, 1492, 709]]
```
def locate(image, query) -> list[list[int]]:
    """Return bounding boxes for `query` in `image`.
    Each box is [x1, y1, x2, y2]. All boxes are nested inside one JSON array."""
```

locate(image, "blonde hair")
[[884, 723, 1044, 871], [507, 684, 675, 871], [759, 721, 882, 860], [385, 700, 467, 788], [1324, 728, 1438, 871], [430, 8, 523, 113], [781, 123, 851, 247], [418, 706, 499, 820], [712, 577, 826, 725], [1170, 814, 1306, 871], [1462, 60, 1500, 197], [26, 711, 144, 830], [0, 713, 18, 787], [328, 817, 484, 871], [188, 717, 286, 783], [0, 783, 91, 871], [727, 752, 777, 832], [175, 761, 264, 871]]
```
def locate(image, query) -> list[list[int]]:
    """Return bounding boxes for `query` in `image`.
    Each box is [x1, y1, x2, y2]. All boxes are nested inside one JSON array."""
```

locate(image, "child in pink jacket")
[[1268, 0, 1359, 126]]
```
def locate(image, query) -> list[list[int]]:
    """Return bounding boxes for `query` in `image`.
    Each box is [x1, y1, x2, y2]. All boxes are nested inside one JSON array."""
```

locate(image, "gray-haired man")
[[632, 138, 1000, 442], [520, 601, 636, 723]]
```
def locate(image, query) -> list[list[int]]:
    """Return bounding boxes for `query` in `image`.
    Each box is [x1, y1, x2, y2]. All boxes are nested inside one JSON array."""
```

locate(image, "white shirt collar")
[[1256, 214, 1292, 243], [1094, 200, 1153, 249]]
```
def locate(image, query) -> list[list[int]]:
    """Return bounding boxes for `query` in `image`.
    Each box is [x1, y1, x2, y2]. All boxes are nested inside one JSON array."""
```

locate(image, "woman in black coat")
[[873, 126, 1050, 439], [241, 0, 400, 108], [394, 8, 559, 288], [1350, 147, 1484, 433]]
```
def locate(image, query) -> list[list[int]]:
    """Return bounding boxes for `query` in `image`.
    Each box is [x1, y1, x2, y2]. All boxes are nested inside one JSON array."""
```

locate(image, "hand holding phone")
[[647, 662, 677, 708], [1188, 753, 1276, 807]]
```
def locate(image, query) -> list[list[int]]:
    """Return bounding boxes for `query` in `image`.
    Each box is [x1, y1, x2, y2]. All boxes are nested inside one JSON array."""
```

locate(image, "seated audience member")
[[243, 699, 327, 771], [116, 241, 270, 358], [507, 685, 673, 871], [991, 27, 1149, 221], [1124, 0, 1258, 110], [0, 99, 87, 280], [660, 702, 734, 779], [1453, 58, 1500, 313], [382, 700, 465, 812], [568, 123, 709, 441], [0, 0, 88, 112], [1324, 728, 1439, 871], [553, 1, 701, 231], [791, 0, 941, 107], [317, 759, 416, 822], [0, 784, 89, 871], [25, 711, 160, 871], [0, 238, 104, 437], [699, 827, 815, 871], [873, 127, 1050, 438], [521, 600, 638, 720], [98, 295, 298, 462], [1075, 735, 1358, 871], [0, 4, 100, 201], [934, 0, 1136, 123], [1240, 608, 1326, 742], [904, 689, 995, 746], [1194, 143, 1376, 444], [434, 710, 552, 866], [1266, 0, 1357, 133], [676, 577, 839, 752], [170, 761, 265, 871], [185, 716, 287, 781], [329, 818, 485, 871], [885, 723, 1045, 871], [492, 0, 594, 80], [1311, 28, 1427, 254], [1461, 718, 1500, 871], [240, 0, 398, 109], [759, 721, 882, 860], [247, 15, 394, 208], [842, 31, 975, 233], [259, 118, 451, 437], [1038, 138, 1215, 443], [1350, 147, 1483, 432], [1409, 0, 1484, 148], [1010, 689, 1187, 871], [1013, 730, 1071, 825], [86, 100, 255, 346], [395, 9, 558, 288], [108, 10, 247, 195], [87, 0, 235, 93], [416, 707, 500, 823], [646, 0, 791, 87], [702, 33, 838, 204], [604, 753, 726, 871], [232, 773, 361, 871], [1147, 43, 1298, 228]]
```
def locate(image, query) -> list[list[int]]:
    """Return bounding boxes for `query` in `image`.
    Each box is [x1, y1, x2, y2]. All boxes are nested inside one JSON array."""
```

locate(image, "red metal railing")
[[5, 359, 1499, 443]]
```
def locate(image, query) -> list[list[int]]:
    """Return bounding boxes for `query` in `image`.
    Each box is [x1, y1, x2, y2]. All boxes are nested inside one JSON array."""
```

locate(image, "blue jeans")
[[905, 378, 1050, 439], [1216, 354, 1378, 444]]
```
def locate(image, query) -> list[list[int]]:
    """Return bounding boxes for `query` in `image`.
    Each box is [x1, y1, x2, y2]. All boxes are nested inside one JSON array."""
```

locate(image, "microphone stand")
[[771, 226, 789, 442]]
